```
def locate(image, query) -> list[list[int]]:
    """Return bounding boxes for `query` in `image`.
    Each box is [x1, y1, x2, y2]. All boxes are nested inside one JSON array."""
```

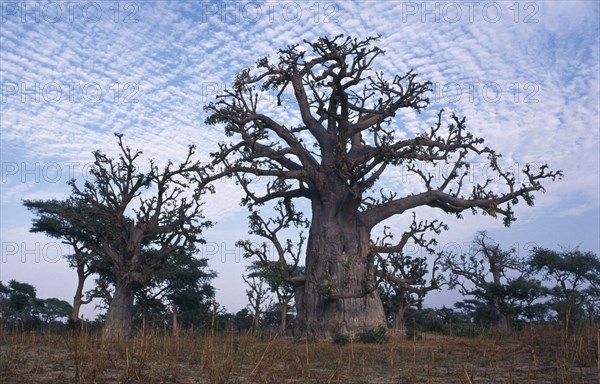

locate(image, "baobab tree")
[[29, 134, 212, 338], [444, 231, 530, 330], [202, 35, 562, 338], [242, 274, 270, 334]]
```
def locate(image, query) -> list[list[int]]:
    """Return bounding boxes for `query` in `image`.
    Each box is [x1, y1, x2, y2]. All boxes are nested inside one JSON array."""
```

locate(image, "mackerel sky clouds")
[[1, 1, 598, 315]]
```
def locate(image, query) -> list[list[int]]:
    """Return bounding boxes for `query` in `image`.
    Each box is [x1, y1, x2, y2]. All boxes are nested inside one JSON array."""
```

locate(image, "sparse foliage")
[[202, 34, 561, 337], [0, 280, 71, 330], [242, 274, 271, 334], [444, 231, 544, 330], [23, 199, 105, 325], [238, 199, 307, 333], [374, 217, 445, 330], [26, 134, 212, 338]]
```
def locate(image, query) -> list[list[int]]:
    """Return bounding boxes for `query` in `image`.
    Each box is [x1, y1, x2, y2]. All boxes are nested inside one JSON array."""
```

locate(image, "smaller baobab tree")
[[238, 199, 308, 333], [27, 134, 213, 338], [444, 231, 531, 330], [374, 215, 446, 331]]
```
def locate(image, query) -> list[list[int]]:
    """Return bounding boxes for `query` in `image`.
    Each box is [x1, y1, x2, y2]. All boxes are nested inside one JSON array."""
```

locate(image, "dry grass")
[[0, 326, 598, 383]]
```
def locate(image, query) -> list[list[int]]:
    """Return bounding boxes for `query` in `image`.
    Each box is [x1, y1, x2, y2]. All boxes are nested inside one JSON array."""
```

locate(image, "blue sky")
[[1, 1, 599, 317]]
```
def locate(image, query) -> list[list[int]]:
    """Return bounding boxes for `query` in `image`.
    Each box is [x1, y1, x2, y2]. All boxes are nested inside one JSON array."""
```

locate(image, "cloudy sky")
[[1, 0, 598, 317]]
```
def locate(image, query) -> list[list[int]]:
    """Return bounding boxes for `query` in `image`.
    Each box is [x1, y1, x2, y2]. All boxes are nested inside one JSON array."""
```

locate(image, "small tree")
[[36, 298, 72, 325], [582, 286, 600, 325], [238, 199, 307, 333], [133, 250, 216, 335], [23, 199, 104, 324], [375, 218, 445, 331], [0, 280, 71, 330], [502, 277, 549, 323], [444, 231, 536, 330], [1, 280, 39, 330], [529, 248, 600, 332], [242, 274, 270, 334], [233, 308, 253, 332]]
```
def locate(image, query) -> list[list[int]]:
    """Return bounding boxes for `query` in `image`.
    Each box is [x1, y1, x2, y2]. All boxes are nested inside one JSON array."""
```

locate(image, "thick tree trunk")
[[391, 305, 408, 332], [172, 307, 179, 337], [296, 203, 386, 339], [103, 278, 134, 338], [494, 309, 510, 331], [490, 260, 510, 331], [492, 297, 510, 331], [279, 302, 288, 334]]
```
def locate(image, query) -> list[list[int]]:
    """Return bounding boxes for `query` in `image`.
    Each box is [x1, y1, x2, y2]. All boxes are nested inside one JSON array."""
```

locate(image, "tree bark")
[[296, 202, 386, 339], [293, 282, 305, 336], [490, 259, 511, 331], [71, 269, 86, 323], [490, 294, 511, 331], [279, 302, 288, 334], [172, 307, 179, 337], [391, 304, 408, 332], [103, 278, 134, 338]]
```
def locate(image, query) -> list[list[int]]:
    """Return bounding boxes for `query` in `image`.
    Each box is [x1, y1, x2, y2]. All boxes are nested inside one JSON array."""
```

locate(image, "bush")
[[448, 323, 484, 338], [333, 332, 351, 345], [357, 325, 388, 343], [405, 323, 422, 340]]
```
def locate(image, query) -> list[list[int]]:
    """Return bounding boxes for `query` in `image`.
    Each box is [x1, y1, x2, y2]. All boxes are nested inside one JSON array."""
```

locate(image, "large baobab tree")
[[202, 35, 562, 338]]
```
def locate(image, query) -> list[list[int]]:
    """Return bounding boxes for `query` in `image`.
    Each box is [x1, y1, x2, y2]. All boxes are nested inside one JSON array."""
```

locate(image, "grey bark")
[[103, 278, 134, 338], [297, 202, 385, 339], [279, 302, 288, 333]]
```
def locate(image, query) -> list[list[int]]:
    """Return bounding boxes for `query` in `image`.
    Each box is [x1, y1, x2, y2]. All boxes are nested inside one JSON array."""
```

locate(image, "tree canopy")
[[24, 134, 214, 338], [201, 34, 562, 338]]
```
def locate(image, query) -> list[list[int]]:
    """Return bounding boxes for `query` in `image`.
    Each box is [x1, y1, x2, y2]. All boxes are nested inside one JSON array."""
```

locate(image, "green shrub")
[[448, 323, 483, 338], [333, 332, 351, 345], [405, 324, 422, 340], [357, 325, 388, 344]]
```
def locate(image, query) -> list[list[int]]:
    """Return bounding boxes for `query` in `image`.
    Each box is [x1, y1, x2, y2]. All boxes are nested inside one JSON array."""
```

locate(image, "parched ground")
[[0, 327, 597, 383]]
